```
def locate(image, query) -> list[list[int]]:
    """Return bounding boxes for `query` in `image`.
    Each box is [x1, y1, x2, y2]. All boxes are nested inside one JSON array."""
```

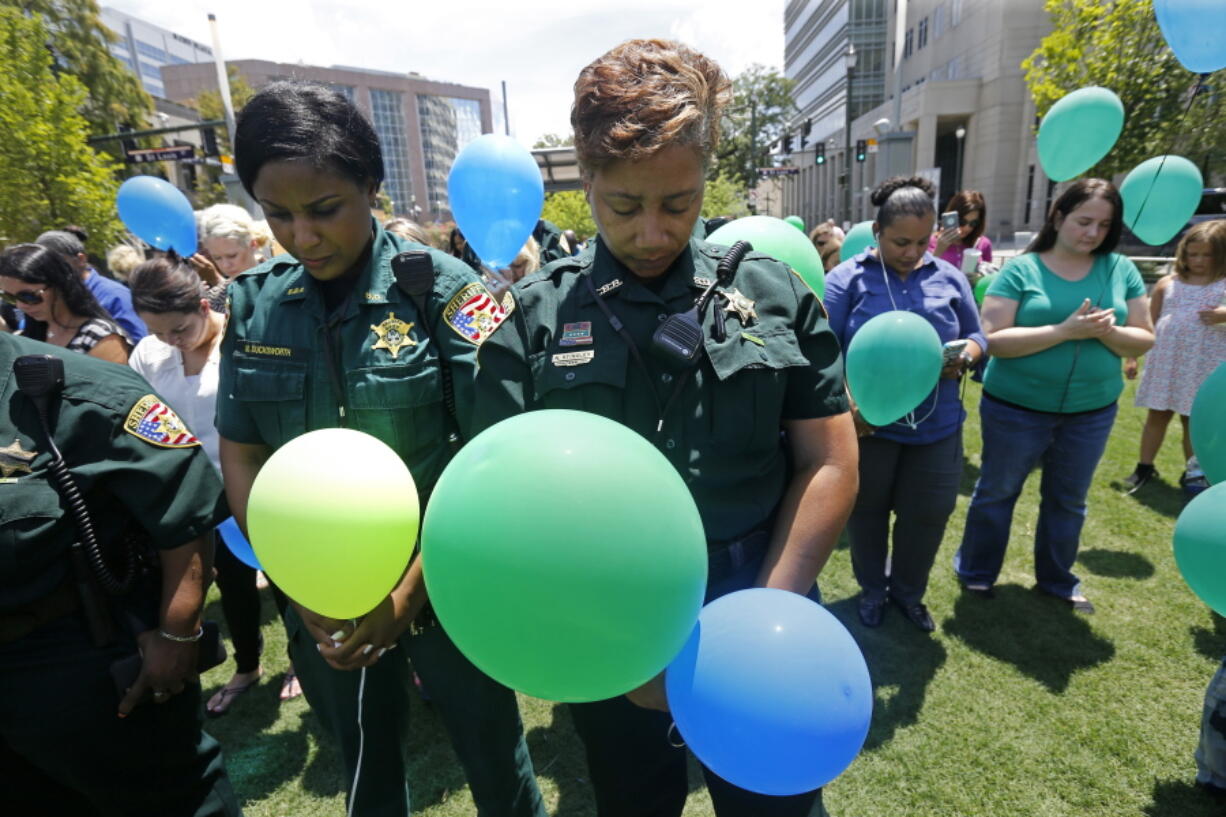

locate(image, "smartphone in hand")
[[940, 211, 959, 232]]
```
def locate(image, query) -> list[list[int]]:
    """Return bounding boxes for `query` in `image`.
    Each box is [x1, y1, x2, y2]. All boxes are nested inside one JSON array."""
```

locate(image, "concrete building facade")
[[162, 60, 493, 221], [781, 0, 1055, 246], [100, 6, 213, 100]]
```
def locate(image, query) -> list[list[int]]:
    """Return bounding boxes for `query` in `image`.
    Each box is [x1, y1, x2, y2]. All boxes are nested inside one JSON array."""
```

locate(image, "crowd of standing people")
[[1, 34, 1224, 817]]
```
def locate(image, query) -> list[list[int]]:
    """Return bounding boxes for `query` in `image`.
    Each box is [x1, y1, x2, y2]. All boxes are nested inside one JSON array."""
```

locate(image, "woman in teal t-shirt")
[[954, 179, 1153, 612]]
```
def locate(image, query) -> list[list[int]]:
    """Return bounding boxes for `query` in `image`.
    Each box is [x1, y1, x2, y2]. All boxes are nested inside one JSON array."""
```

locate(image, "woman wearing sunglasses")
[[930, 190, 993, 273], [0, 243, 131, 364]]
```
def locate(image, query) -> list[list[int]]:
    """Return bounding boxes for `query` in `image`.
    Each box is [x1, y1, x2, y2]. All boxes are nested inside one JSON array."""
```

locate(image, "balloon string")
[[346, 663, 368, 817], [1056, 71, 1209, 415]]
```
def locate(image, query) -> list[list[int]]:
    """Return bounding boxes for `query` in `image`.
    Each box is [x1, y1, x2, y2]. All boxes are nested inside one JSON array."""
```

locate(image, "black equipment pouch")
[[391, 251, 463, 452]]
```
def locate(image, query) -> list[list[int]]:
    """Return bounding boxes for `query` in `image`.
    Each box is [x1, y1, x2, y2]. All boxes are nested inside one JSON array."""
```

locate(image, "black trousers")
[[0, 614, 240, 817], [213, 534, 262, 674], [848, 431, 962, 605], [567, 553, 828, 817]]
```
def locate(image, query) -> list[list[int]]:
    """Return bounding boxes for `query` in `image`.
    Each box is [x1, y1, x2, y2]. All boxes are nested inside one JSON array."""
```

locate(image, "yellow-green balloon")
[[839, 221, 875, 263], [785, 215, 805, 231], [422, 410, 708, 702], [707, 215, 825, 297], [974, 274, 995, 306], [845, 310, 943, 427], [247, 428, 419, 619]]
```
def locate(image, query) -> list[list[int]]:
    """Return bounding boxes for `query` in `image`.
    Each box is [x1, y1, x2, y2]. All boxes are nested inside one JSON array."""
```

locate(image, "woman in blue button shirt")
[[825, 176, 986, 631]]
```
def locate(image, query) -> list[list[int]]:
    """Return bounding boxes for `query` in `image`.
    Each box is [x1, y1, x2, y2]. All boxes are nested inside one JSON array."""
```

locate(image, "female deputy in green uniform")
[[472, 39, 859, 817], [215, 82, 544, 817], [0, 325, 239, 813]]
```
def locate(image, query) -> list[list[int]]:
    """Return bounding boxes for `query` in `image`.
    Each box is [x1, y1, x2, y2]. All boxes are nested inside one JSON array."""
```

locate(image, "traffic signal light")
[[855, 139, 867, 162], [782, 133, 794, 154], [815, 143, 826, 165], [800, 118, 812, 149], [201, 126, 219, 157]]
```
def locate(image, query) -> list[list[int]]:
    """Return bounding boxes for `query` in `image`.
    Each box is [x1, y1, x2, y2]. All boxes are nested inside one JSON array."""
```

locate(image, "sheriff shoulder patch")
[[123, 395, 201, 448], [443, 282, 514, 345]]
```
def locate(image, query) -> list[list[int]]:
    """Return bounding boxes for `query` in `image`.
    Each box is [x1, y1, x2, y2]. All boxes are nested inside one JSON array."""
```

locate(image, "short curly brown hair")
[[571, 39, 731, 177]]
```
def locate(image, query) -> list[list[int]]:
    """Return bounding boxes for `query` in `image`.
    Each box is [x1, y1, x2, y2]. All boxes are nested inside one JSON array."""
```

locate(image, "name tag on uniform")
[[560, 322, 593, 346], [238, 340, 303, 361], [552, 350, 595, 367]]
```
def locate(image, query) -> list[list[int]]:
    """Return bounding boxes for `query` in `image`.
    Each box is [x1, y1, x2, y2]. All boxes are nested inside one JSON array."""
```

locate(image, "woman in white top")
[[128, 256, 288, 716]]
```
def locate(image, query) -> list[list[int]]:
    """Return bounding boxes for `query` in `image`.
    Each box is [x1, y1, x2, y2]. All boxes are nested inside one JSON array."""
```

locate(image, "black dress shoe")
[[858, 596, 885, 628], [961, 583, 994, 599], [891, 598, 936, 632]]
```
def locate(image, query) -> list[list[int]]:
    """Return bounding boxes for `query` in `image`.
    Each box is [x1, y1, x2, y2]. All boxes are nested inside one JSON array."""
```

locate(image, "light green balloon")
[[1174, 482, 1226, 615], [707, 215, 825, 297], [248, 429, 420, 620], [839, 221, 875, 263], [1037, 86, 1125, 182], [422, 410, 708, 703], [974, 274, 994, 306], [785, 214, 805, 231], [1120, 155, 1204, 245], [1190, 361, 1226, 486], [846, 310, 943, 427]]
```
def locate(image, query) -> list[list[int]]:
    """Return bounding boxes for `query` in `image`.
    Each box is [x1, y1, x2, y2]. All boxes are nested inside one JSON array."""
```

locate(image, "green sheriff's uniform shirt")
[[0, 333, 226, 610], [216, 224, 500, 500], [473, 236, 849, 542]]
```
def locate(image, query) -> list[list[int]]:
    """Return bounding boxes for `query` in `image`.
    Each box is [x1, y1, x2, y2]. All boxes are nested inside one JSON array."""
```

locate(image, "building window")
[[369, 89, 414, 218], [330, 85, 356, 103], [135, 40, 168, 63], [952, 0, 963, 26], [933, 4, 946, 38], [947, 56, 962, 80], [418, 95, 485, 216], [904, 28, 913, 58], [918, 17, 928, 49]]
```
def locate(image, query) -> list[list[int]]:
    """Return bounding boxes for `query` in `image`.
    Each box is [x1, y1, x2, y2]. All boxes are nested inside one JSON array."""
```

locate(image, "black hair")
[[235, 80, 384, 197], [871, 175, 937, 230], [0, 243, 111, 325], [1028, 178, 1123, 256], [129, 255, 207, 314]]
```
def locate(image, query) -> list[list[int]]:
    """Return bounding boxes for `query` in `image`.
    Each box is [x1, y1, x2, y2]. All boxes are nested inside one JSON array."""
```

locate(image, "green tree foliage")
[[5, 0, 152, 136], [540, 190, 596, 241], [717, 65, 797, 189], [701, 173, 751, 219], [533, 133, 574, 148], [190, 68, 255, 206], [0, 8, 123, 249], [1024, 0, 1226, 179]]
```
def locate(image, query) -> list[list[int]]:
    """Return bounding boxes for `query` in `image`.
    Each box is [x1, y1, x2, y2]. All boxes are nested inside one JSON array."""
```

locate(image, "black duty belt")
[[707, 528, 771, 584]]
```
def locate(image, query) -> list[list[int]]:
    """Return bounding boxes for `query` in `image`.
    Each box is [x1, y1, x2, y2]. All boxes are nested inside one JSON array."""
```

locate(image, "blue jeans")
[[954, 395, 1118, 598]]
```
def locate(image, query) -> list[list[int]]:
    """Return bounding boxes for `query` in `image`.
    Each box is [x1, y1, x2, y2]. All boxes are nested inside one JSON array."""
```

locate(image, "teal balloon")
[[1036, 87, 1125, 182], [1174, 482, 1226, 615], [707, 215, 824, 297], [845, 310, 943, 427], [785, 215, 805, 231], [1120, 155, 1203, 245], [839, 221, 875, 263], [1190, 361, 1226, 486], [422, 410, 708, 702], [1155, 0, 1226, 74]]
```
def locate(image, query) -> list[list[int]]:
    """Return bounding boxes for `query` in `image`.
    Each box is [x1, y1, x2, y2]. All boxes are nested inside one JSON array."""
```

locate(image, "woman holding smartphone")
[[825, 175, 986, 632]]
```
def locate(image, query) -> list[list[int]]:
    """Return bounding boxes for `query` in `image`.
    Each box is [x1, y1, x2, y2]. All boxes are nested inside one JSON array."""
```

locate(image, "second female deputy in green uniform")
[[215, 82, 545, 817], [472, 40, 859, 817]]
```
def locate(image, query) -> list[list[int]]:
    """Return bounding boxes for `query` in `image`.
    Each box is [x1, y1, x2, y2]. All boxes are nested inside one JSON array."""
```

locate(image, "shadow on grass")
[[1143, 779, 1225, 817], [826, 597, 947, 751], [1192, 613, 1226, 661], [1116, 478, 1187, 520], [1078, 548, 1155, 580], [958, 455, 981, 498], [941, 585, 1115, 693], [525, 703, 598, 816]]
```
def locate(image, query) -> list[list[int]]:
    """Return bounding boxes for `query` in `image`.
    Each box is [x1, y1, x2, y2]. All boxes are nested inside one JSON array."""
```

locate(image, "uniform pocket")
[[346, 364, 446, 459], [705, 328, 808, 453], [531, 345, 627, 414], [0, 481, 66, 577], [232, 361, 307, 445]]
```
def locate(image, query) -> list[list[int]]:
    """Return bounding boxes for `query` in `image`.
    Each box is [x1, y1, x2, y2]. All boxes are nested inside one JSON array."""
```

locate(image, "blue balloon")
[[1155, 0, 1226, 74], [447, 135, 544, 269], [116, 176, 197, 256], [218, 516, 262, 570], [665, 589, 873, 795]]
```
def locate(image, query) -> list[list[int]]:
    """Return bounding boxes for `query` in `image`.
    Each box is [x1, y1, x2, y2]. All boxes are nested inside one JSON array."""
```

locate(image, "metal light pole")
[[955, 125, 967, 191], [843, 42, 857, 228]]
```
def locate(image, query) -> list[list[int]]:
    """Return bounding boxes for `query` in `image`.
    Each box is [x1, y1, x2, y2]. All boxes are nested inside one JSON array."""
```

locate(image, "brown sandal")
[[205, 678, 259, 717]]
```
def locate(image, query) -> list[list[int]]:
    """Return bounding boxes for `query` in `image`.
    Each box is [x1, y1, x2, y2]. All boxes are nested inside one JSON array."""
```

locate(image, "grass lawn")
[[201, 377, 1225, 816]]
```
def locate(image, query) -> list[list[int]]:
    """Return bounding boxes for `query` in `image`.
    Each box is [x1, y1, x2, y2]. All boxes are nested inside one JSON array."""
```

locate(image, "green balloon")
[[785, 214, 805, 231], [1174, 482, 1226, 615], [839, 221, 875, 263], [707, 215, 825, 297], [248, 429, 420, 620], [973, 274, 995, 306], [845, 310, 943, 427], [422, 410, 708, 702], [1037, 86, 1125, 182], [1190, 361, 1226, 485], [1120, 155, 1204, 245]]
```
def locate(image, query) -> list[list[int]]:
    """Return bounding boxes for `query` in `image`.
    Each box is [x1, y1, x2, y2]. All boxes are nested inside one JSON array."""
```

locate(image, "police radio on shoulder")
[[650, 240, 752, 367]]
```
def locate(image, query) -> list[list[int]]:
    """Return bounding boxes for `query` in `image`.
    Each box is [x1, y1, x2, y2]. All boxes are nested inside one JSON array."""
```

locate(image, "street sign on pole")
[[758, 167, 801, 177], [867, 137, 879, 154], [125, 145, 196, 164]]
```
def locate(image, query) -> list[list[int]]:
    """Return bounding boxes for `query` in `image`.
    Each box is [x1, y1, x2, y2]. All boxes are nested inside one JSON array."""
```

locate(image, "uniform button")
[[658, 313, 668, 322], [661, 373, 673, 383], [665, 439, 676, 449], [565, 372, 576, 381]]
